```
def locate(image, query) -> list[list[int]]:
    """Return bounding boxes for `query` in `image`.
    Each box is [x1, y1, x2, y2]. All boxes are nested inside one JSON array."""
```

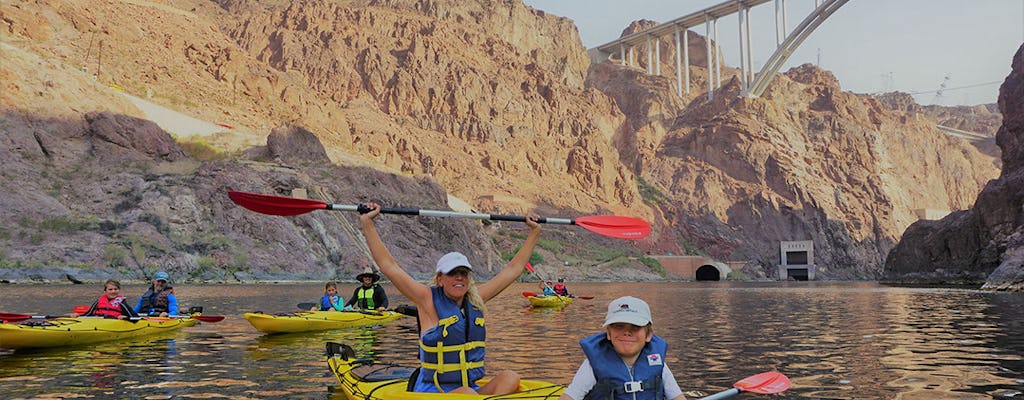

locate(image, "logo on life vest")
[[647, 353, 663, 366]]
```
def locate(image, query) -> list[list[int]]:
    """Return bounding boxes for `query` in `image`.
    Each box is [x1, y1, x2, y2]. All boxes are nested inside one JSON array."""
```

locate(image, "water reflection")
[[1, 282, 1023, 399]]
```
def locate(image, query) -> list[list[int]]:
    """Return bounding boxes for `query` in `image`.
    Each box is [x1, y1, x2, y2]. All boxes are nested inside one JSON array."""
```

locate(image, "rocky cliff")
[[884, 44, 1024, 291], [0, 0, 1004, 283]]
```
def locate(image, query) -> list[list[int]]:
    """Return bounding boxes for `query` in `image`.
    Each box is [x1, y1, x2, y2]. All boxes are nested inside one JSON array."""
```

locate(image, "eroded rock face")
[[885, 44, 1024, 291], [0, 0, 1008, 282]]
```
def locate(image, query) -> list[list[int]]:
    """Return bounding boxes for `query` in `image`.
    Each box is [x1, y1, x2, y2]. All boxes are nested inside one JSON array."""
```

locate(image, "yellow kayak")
[[325, 342, 565, 399], [243, 310, 403, 334], [0, 316, 198, 349], [527, 295, 573, 308]]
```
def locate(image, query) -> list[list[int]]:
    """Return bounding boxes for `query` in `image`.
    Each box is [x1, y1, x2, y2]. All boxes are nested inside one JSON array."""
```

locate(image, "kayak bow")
[[326, 342, 565, 399]]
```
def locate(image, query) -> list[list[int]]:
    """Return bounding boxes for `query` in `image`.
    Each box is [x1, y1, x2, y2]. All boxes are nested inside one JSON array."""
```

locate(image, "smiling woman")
[[358, 202, 543, 396]]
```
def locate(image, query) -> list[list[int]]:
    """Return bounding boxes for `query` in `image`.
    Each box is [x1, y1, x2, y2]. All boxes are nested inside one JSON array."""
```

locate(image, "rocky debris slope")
[[884, 44, 1024, 291]]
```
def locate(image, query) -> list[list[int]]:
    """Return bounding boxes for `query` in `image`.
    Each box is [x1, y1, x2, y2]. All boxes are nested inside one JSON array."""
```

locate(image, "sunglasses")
[[445, 269, 470, 277]]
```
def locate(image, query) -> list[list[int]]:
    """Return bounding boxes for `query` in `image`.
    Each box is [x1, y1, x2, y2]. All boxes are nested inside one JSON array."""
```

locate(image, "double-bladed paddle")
[[227, 190, 651, 240], [0, 312, 65, 322], [0, 312, 224, 323], [295, 303, 392, 316], [698, 371, 791, 400]]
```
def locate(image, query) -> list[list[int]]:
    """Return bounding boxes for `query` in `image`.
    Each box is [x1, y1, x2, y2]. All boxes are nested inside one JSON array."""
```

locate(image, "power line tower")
[[932, 74, 951, 105]]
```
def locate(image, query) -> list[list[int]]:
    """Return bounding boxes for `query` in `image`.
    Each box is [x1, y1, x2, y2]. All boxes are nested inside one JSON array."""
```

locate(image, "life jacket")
[[580, 332, 667, 400], [416, 286, 486, 392], [554, 283, 568, 296], [94, 295, 126, 318], [320, 294, 342, 311], [542, 286, 556, 296], [139, 286, 173, 315], [355, 285, 377, 309]]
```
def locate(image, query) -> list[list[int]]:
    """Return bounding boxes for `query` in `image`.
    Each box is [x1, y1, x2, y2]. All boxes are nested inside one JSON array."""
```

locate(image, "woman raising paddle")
[[359, 202, 542, 395]]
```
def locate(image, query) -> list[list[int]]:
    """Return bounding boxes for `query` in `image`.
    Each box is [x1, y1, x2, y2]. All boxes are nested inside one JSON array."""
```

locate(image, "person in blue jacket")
[[134, 271, 179, 317], [359, 202, 542, 396], [559, 296, 686, 400], [318, 281, 345, 311]]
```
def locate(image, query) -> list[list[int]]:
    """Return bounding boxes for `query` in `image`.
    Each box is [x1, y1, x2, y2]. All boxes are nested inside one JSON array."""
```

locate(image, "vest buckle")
[[624, 381, 643, 393]]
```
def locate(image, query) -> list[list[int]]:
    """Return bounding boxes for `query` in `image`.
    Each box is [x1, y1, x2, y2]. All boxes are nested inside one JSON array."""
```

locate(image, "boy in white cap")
[[358, 202, 542, 395], [559, 296, 686, 400]]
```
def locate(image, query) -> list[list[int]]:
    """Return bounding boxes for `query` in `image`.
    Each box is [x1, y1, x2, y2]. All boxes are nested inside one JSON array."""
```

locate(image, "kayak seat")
[[405, 367, 420, 392], [363, 365, 415, 382]]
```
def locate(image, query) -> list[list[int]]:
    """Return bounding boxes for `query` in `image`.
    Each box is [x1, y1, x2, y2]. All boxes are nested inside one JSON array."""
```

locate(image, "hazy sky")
[[523, 0, 1024, 106]]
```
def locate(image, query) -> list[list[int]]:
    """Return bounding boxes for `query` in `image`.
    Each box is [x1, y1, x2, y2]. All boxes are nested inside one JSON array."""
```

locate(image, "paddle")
[[227, 190, 651, 240], [295, 303, 393, 315], [524, 290, 592, 300], [0, 312, 66, 322], [698, 371, 791, 400], [1, 312, 223, 323], [71, 305, 225, 322]]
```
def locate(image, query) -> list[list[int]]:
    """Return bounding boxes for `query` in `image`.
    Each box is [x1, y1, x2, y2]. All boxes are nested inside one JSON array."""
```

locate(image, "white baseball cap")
[[603, 296, 653, 327], [436, 252, 473, 274]]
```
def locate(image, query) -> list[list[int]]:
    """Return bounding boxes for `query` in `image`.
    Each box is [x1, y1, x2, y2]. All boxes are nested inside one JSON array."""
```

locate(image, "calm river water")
[[1, 281, 1023, 399]]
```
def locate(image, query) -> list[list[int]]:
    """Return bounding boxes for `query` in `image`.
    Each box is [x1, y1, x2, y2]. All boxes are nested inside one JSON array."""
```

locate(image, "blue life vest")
[[320, 294, 343, 311], [415, 286, 486, 392], [580, 332, 667, 400]]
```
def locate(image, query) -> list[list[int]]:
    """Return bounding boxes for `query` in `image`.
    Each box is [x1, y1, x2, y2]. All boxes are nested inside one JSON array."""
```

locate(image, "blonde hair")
[[325, 281, 337, 290], [433, 273, 486, 314]]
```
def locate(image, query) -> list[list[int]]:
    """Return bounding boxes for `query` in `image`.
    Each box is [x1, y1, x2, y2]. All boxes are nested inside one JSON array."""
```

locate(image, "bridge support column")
[[738, 1, 748, 94], [654, 37, 661, 76]]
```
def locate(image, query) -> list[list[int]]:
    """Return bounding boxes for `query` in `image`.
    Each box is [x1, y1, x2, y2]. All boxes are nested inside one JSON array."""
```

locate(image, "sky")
[[522, 0, 1024, 106]]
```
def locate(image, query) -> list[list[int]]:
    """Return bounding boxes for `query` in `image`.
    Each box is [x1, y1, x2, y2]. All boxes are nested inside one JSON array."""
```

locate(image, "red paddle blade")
[[734, 371, 791, 394], [522, 291, 538, 298], [192, 315, 225, 322], [524, 262, 535, 273], [574, 215, 650, 239], [228, 190, 328, 216], [0, 313, 31, 322], [577, 296, 594, 300]]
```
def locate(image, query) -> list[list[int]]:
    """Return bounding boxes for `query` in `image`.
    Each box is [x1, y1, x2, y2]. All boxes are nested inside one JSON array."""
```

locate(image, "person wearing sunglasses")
[[358, 202, 541, 395]]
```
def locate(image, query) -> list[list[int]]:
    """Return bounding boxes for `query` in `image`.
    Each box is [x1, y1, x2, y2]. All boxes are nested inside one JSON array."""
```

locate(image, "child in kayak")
[[318, 281, 345, 311], [134, 271, 179, 317], [358, 202, 542, 395], [73, 278, 139, 319], [344, 270, 389, 311], [541, 281, 556, 296], [553, 278, 571, 297], [559, 296, 686, 400]]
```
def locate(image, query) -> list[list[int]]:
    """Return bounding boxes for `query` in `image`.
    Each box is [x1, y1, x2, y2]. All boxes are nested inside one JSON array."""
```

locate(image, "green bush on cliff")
[[178, 135, 226, 161], [639, 256, 666, 276]]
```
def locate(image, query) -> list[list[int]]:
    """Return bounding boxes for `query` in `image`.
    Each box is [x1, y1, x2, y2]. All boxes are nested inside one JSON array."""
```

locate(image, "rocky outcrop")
[[265, 123, 332, 165], [0, 0, 1006, 282], [885, 44, 1024, 291]]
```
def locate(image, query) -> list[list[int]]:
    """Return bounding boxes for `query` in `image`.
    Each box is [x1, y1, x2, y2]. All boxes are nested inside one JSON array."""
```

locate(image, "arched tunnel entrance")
[[695, 265, 721, 281]]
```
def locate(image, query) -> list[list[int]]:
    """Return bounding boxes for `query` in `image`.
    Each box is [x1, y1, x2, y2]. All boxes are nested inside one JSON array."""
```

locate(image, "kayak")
[[527, 295, 573, 308], [243, 310, 403, 334], [325, 342, 565, 399], [0, 316, 198, 349]]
